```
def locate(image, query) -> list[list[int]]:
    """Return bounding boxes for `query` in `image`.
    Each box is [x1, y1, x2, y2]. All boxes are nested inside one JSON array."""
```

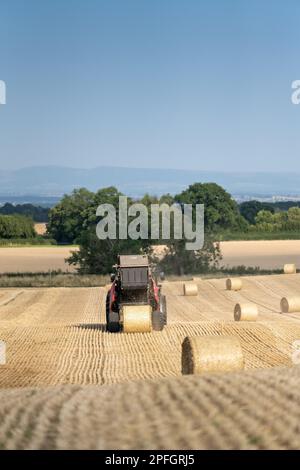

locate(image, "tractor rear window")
[[121, 267, 148, 289]]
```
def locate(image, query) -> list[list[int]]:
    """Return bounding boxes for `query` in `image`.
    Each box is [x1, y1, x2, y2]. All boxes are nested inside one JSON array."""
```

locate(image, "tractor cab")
[[118, 255, 149, 290]]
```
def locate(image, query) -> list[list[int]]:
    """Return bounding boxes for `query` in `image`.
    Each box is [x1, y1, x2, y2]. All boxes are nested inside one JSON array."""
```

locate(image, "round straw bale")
[[234, 303, 258, 321], [183, 283, 198, 296], [284, 264, 297, 274], [226, 278, 243, 291], [280, 297, 300, 314], [122, 305, 152, 333], [181, 335, 244, 375]]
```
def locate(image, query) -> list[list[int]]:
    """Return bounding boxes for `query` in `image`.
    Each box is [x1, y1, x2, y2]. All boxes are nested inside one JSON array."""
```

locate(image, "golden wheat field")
[[0, 246, 77, 273], [220, 240, 300, 269], [1, 274, 300, 449], [1, 239, 300, 273]]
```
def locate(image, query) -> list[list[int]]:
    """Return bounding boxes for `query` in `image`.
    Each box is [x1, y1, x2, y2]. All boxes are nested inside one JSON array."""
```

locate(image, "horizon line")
[[1, 165, 300, 175]]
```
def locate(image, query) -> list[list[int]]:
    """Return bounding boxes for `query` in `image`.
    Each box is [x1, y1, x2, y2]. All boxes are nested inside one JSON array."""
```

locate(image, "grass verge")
[[0, 237, 57, 246], [0, 272, 109, 288], [0, 266, 285, 288]]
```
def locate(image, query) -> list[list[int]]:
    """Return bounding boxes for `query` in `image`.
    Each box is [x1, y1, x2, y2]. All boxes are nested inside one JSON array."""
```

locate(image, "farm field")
[[1, 274, 300, 448], [0, 246, 78, 273], [220, 239, 300, 269], [1, 240, 300, 273]]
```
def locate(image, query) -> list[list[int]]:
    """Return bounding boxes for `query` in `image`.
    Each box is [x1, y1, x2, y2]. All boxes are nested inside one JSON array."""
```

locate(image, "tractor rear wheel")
[[105, 292, 110, 324], [152, 310, 164, 331], [107, 310, 120, 333]]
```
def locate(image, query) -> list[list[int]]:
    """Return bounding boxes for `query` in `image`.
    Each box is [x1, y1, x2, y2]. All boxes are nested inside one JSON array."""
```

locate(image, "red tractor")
[[106, 255, 167, 333]]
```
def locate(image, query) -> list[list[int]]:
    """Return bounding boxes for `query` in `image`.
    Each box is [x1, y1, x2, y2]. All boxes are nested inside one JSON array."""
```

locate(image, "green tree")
[[159, 193, 174, 205], [254, 210, 275, 231], [239, 200, 274, 225], [157, 184, 227, 275], [67, 187, 152, 274], [287, 207, 300, 228], [52, 182, 248, 275], [47, 188, 94, 243], [158, 237, 221, 275], [255, 210, 274, 225], [0, 203, 49, 222], [175, 182, 247, 232], [273, 211, 288, 230], [254, 207, 300, 232], [0, 215, 35, 239]]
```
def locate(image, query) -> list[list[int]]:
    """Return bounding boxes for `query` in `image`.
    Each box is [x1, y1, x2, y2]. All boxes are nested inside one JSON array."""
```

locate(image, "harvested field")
[[0, 246, 78, 273], [1, 239, 300, 274], [1, 366, 300, 450], [1, 273, 300, 448], [220, 239, 300, 269]]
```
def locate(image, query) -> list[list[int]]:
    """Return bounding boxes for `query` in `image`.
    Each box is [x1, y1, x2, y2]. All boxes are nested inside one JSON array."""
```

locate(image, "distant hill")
[[0, 166, 300, 200]]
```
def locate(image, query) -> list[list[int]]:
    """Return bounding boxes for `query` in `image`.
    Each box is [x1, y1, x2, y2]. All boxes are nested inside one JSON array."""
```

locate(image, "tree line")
[[46, 183, 246, 274], [1, 187, 300, 273], [239, 200, 300, 225], [0, 215, 35, 239], [46, 186, 300, 274], [0, 203, 49, 222]]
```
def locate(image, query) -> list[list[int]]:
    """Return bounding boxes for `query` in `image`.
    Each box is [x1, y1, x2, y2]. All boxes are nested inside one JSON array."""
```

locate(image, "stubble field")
[[1, 274, 300, 449], [0, 246, 77, 273], [1, 239, 300, 273]]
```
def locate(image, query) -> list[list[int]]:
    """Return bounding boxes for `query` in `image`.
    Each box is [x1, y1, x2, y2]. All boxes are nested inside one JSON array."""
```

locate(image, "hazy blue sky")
[[0, 0, 299, 171]]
